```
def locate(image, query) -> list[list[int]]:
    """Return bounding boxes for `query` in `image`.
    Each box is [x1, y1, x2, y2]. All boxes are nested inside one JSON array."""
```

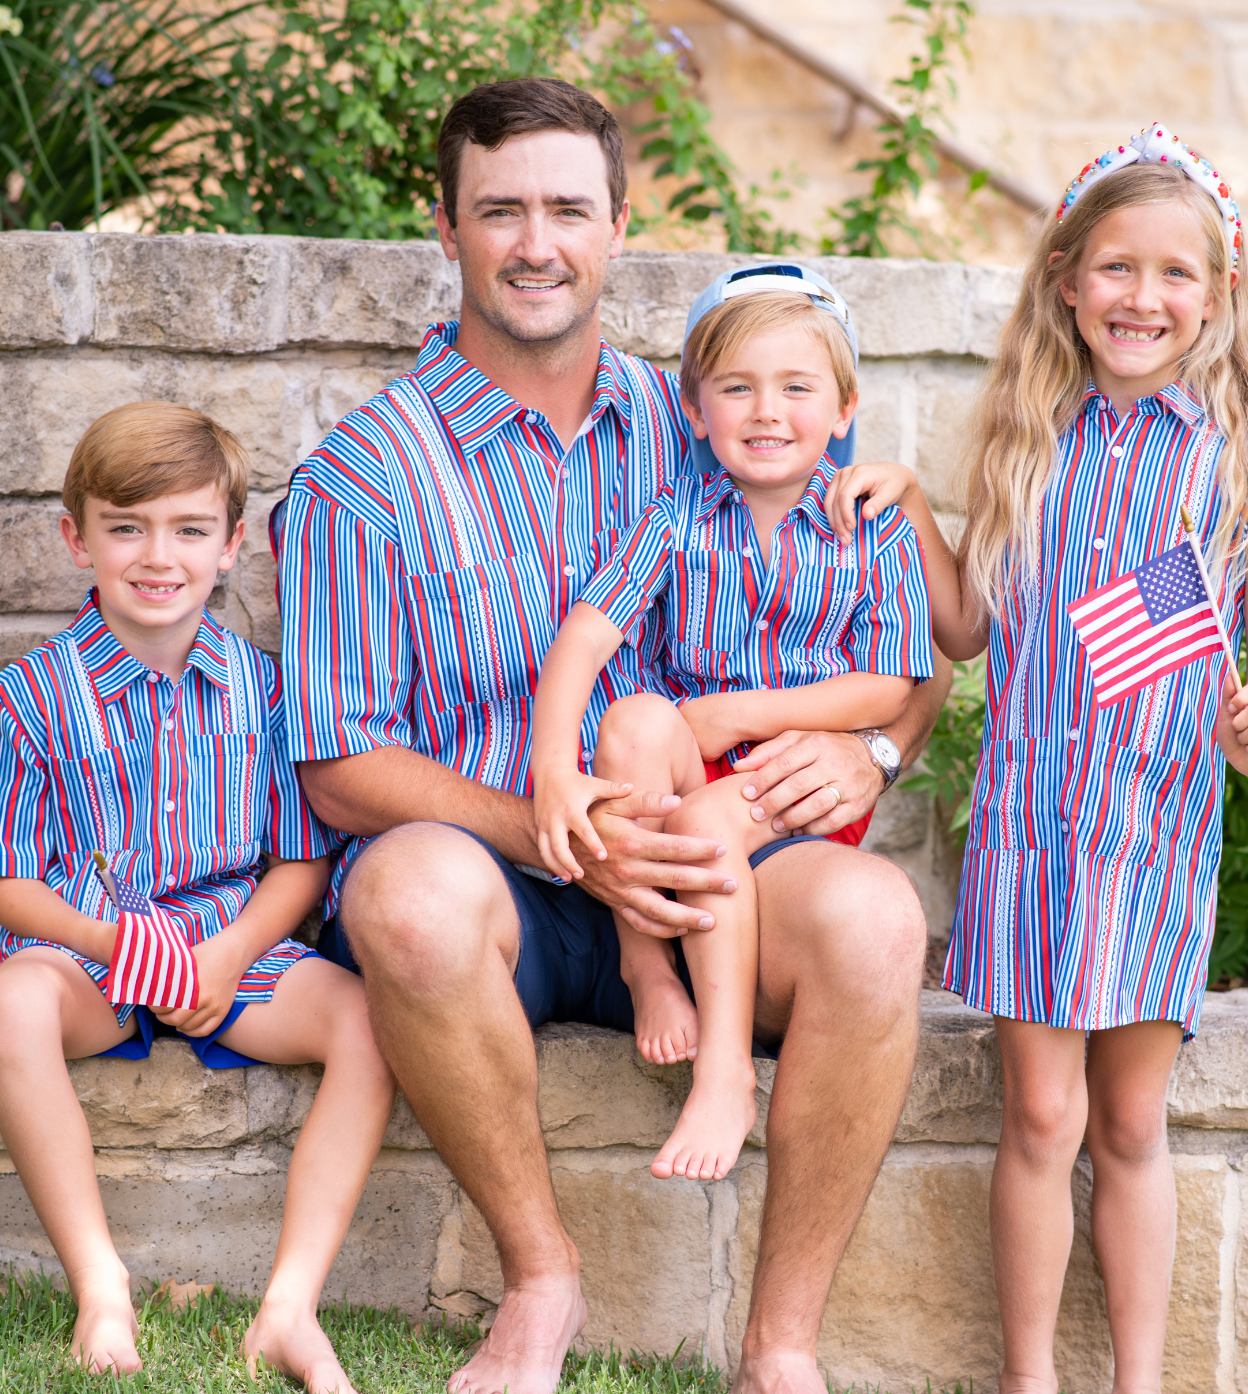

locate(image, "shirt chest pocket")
[[799, 567, 861, 660], [670, 550, 754, 653], [185, 733, 262, 853], [409, 554, 555, 714], [49, 741, 154, 853]]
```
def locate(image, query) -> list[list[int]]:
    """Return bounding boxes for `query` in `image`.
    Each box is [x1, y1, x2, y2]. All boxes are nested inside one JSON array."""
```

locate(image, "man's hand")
[[576, 791, 738, 938], [1218, 673, 1248, 775], [732, 730, 884, 835], [153, 932, 250, 1038]]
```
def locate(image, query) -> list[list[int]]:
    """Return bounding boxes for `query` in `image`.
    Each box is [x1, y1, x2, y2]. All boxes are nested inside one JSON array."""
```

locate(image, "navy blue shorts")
[[95, 1000, 260, 1069], [323, 824, 828, 1046]]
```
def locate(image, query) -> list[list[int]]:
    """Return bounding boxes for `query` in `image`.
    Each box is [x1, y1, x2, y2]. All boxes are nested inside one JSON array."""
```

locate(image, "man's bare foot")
[[70, 1269, 142, 1376], [631, 971, 698, 1064], [651, 1056, 756, 1181], [448, 1272, 586, 1394], [731, 1347, 828, 1394], [245, 1299, 357, 1394]]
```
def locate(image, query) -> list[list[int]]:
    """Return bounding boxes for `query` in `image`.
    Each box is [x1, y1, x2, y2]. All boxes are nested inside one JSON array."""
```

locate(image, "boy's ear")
[[215, 518, 246, 574], [60, 512, 95, 572], [681, 393, 710, 440], [830, 392, 858, 441]]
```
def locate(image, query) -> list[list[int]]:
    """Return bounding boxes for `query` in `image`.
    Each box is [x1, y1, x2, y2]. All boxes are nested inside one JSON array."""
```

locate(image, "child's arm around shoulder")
[[823, 459, 989, 660]]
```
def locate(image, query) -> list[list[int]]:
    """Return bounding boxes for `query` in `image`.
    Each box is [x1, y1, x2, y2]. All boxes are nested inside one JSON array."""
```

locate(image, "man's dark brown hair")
[[436, 79, 627, 225]]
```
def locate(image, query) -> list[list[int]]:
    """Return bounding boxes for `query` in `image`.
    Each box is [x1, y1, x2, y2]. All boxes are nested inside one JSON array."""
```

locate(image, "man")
[[273, 78, 950, 1394]]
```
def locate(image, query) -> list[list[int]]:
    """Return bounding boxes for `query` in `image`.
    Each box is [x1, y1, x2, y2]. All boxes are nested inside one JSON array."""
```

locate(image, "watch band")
[[854, 728, 901, 790]]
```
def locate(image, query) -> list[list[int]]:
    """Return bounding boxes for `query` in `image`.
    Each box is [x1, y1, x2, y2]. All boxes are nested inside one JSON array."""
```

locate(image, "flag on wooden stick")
[[1067, 537, 1226, 706], [93, 852, 199, 1010]]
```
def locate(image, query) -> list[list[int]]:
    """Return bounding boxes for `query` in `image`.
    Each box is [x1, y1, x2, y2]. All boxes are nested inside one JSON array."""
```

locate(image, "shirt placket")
[[149, 671, 182, 892]]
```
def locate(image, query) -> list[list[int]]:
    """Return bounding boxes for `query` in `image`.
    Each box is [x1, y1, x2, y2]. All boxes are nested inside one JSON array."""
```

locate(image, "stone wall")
[[0, 232, 1017, 932], [5, 998, 1248, 1392]]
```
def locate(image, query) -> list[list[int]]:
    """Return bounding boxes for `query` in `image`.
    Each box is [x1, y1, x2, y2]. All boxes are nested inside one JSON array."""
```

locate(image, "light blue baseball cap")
[[677, 262, 858, 477]]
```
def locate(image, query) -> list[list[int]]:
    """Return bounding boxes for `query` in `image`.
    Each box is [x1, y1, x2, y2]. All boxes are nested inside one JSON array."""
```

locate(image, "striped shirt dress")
[[945, 382, 1245, 1039], [0, 594, 333, 1027]]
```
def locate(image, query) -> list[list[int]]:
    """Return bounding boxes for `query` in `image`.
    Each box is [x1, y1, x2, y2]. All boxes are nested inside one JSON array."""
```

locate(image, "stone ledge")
[[0, 233, 1019, 360]]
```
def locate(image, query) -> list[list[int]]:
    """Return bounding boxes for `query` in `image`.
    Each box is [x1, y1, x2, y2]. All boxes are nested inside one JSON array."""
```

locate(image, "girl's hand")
[[153, 932, 250, 1038], [535, 769, 633, 880], [679, 694, 740, 762], [823, 461, 917, 543], [1217, 673, 1248, 775]]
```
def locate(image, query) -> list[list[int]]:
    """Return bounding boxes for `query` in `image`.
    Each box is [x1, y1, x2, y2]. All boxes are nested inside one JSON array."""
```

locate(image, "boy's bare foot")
[[245, 1300, 357, 1394], [448, 1271, 586, 1394], [651, 1057, 757, 1181], [630, 972, 698, 1064], [70, 1272, 142, 1376]]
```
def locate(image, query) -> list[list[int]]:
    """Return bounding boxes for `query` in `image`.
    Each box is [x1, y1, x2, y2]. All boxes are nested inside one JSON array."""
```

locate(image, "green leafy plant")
[[821, 0, 981, 258], [905, 654, 985, 835], [0, 0, 257, 230], [154, 0, 799, 251], [1212, 766, 1248, 985]]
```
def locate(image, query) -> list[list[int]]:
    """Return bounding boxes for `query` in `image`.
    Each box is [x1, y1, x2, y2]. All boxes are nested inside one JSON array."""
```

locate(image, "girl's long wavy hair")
[[961, 161, 1248, 618]]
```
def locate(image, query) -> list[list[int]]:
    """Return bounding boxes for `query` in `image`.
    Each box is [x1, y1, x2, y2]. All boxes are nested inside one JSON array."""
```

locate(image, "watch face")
[[874, 733, 901, 770]]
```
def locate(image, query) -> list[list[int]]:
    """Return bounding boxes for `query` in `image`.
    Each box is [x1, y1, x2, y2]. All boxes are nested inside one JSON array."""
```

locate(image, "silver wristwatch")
[[854, 728, 902, 791]]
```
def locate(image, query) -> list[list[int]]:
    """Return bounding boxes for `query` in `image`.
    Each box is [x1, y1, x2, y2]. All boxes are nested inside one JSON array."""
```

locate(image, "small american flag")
[[1067, 542, 1224, 707], [93, 853, 199, 1010]]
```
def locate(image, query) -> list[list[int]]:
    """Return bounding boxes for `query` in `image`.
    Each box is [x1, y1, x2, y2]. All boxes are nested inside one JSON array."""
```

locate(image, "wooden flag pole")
[[1180, 505, 1242, 691]]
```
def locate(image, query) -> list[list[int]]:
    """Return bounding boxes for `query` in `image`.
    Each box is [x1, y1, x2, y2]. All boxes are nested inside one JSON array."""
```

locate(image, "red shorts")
[[701, 756, 873, 848]]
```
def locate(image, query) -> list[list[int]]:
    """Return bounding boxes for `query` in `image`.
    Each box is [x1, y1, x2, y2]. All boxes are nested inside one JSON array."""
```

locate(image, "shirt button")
[[563, 564, 576, 577], [146, 672, 159, 683], [581, 749, 593, 763], [166, 876, 176, 889], [742, 547, 754, 558], [1110, 445, 1124, 458], [525, 410, 539, 424], [1061, 819, 1070, 831], [1069, 729, 1078, 740], [163, 799, 175, 812], [756, 619, 768, 632], [1093, 538, 1106, 551], [164, 719, 175, 732]]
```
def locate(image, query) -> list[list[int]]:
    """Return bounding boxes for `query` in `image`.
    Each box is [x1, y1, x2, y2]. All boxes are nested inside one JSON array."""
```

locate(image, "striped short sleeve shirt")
[[579, 464, 932, 754], [0, 593, 331, 1022], [272, 321, 688, 913], [945, 382, 1245, 1039]]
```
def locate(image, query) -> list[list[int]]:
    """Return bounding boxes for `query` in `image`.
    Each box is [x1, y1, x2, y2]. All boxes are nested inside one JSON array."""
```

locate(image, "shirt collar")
[[414, 321, 632, 454], [693, 461, 838, 541], [1081, 378, 1209, 430], [70, 590, 231, 700]]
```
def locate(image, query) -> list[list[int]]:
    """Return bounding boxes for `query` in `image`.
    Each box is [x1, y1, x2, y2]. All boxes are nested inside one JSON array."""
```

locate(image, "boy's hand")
[[1218, 673, 1248, 775], [824, 461, 916, 543], [535, 769, 633, 881], [153, 932, 250, 1038], [679, 694, 740, 762]]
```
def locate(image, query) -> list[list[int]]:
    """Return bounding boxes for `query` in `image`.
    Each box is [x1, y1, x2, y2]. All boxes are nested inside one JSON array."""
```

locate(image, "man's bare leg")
[[593, 695, 705, 1066], [734, 841, 925, 1394], [338, 824, 585, 1394], [0, 948, 141, 1374]]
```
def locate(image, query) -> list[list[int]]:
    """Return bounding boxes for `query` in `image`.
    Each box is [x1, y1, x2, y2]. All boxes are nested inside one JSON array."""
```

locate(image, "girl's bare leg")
[[593, 695, 708, 1065], [651, 774, 785, 1182], [0, 948, 141, 1374], [220, 956, 396, 1394], [992, 1019, 1089, 1394], [1084, 1021, 1182, 1394]]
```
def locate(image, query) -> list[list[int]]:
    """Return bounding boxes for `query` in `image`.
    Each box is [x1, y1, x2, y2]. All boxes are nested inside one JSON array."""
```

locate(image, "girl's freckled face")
[[1061, 201, 1217, 405]]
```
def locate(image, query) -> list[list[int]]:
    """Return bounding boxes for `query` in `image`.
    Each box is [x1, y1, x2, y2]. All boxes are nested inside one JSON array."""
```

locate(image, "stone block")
[[896, 996, 1000, 1145], [1162, 1155, 1232, 1394], [70, 1041, 249, 1149], [1168, 989, 1248, 1128], [215, 490, 286, 655], [602, 251, 743, 362], [912, 358, 985, 511], [0, 232, 94, 348], [0, 499, 94, 612], [860, 786, 931, 855], [0, 612, 77, 670]]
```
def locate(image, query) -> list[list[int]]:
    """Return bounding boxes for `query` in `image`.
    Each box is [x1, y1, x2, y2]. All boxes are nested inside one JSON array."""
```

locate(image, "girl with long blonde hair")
[[824, 124, 1248, 1392]]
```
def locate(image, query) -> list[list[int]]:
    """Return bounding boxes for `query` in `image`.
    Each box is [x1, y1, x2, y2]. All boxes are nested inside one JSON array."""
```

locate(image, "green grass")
[[0, 1271, 974, 1394]]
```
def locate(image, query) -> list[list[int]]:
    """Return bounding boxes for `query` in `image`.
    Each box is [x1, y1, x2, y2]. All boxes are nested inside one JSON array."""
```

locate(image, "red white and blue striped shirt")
[[579, 464, 932, 758], [0, 593, 329, 1022], [272, 321, 688, 912], [945, 382, 1245, 1039]]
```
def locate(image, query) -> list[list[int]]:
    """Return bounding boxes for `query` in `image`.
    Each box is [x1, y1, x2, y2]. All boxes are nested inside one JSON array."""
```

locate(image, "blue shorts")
[[323, 824, 828, 1046], [96, 1001, 261, 1070]]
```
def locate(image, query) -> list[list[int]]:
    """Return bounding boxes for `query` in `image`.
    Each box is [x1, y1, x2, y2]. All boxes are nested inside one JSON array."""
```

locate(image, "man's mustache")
[[497, 262, 575, 284]]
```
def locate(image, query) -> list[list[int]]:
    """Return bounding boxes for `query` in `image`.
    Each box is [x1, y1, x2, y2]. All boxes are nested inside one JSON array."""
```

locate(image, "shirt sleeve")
[[578, 492, 676, 646], [274, 477, 418, 763], [0, 687, 53, 879], [842, 505, 934, 683], [262, 666, 340, 860]]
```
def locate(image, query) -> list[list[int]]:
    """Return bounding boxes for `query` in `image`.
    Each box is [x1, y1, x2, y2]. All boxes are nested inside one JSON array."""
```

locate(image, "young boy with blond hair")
[[0, 402, 394, 1394], [532, 265, 932, 1184]]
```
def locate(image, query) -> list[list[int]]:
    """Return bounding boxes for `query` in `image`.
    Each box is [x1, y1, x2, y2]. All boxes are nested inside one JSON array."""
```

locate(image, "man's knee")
[[338, 823, 520, 988]]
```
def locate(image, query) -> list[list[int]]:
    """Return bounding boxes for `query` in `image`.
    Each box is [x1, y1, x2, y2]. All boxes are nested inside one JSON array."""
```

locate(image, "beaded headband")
[[1057, 121, 1242, 270]]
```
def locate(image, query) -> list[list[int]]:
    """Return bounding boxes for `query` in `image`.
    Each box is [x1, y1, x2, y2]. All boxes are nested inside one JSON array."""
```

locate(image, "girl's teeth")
[[1112, 326, 1163, 342]]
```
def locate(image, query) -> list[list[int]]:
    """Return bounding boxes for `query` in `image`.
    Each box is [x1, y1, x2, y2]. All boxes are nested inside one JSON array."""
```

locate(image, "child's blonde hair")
[[962, 161, 1248, 617], [681, 291, 857, 409], [63, 401, 250, 533]]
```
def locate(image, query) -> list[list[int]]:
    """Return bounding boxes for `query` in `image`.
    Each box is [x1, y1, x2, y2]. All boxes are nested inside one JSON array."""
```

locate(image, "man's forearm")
[[299, 746, 541, 866], [882, 648, 952, 771]]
